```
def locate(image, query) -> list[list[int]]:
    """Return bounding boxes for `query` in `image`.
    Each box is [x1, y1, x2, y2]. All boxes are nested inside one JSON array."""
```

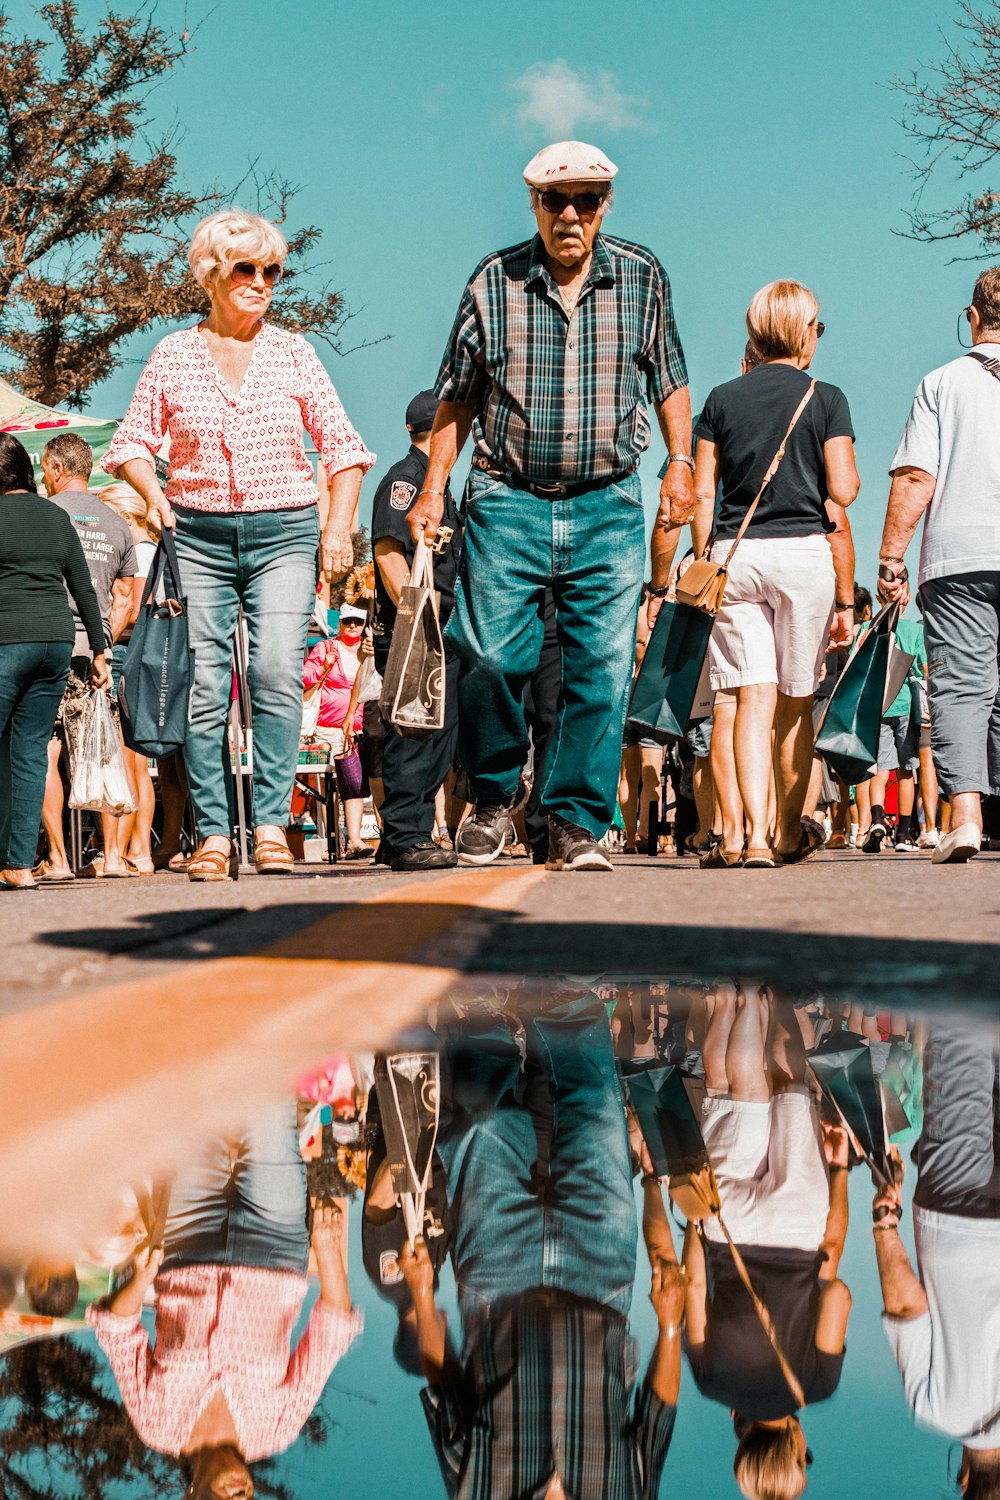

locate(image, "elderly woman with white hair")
[[690, 280, 860, 868], [104, 208, 374, 879]]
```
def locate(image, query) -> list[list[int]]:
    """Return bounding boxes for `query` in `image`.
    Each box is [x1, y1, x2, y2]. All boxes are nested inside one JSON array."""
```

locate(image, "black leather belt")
[[471, 454, 637, 501]]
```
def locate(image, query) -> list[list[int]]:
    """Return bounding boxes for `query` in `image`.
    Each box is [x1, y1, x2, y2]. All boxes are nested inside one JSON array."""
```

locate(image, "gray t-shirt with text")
[[47, 491, 137, 654]]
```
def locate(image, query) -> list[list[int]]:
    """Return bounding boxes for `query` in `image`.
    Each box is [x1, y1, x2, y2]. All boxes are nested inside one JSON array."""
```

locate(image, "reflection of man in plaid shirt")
[[406, 140, 692, 873]]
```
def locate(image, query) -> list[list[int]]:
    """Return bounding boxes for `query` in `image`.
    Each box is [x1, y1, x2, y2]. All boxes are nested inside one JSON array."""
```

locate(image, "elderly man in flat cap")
[[407, 140, 692, 872]]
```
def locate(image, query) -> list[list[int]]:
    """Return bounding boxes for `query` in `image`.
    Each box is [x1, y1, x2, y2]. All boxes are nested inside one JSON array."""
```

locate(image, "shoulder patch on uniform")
[[390, 480, 417, 510]]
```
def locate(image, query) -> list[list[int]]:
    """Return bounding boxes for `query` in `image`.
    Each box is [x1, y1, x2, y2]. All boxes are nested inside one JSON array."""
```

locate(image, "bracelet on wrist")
[[835, 601, 854, 611], [421, 488, 445, 496], [667, 453, 695, 473], [647, 586, 671, 599], [641, 1172, 662, 1185]]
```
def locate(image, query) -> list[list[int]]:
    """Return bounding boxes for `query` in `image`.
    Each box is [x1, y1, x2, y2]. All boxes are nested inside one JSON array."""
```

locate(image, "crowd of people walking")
[[3, 137, 1000, 887]]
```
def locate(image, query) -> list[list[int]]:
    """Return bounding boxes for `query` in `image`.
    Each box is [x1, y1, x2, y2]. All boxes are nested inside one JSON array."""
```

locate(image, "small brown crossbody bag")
[[675, 380, 818, 616]]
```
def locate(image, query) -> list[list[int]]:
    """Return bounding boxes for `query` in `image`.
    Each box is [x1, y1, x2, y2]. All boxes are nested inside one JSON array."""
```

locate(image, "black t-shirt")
[[694, 364, 854, 541], [371, 446, 462, 672], [686, 1244, 845, 1420]]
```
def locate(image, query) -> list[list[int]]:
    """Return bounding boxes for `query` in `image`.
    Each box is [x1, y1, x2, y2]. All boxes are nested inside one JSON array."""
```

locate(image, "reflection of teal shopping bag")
[[807, 1032, 895, 1190], [626, 601, 715, 742], [814, 602, 899, 783]]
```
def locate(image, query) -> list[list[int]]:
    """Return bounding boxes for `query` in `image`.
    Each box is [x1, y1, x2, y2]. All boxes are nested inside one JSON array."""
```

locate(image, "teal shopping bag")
[[814, 601, 899, 784], [626, 599, 715, 742]]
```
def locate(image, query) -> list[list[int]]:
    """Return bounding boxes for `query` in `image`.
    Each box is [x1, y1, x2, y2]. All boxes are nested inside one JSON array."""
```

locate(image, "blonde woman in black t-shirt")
[[690, 280, 860, 868]]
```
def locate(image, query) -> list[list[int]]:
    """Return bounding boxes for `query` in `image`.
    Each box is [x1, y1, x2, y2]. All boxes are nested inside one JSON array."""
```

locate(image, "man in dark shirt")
[[406, 140, 693, 874], [372, 391, 463, 870]]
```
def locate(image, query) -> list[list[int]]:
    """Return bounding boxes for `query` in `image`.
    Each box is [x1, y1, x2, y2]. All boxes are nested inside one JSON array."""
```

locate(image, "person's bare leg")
[[703, 982, 738, 1094], [126, 753, 156, 864], [39, 739, 71, 874], [101, 812, 130, 874], [767, 990, 808, 1091], [726, 986, 771, 1101], [154, 752, 189, 863], [343, 797, 364, 846], [710, 692, 744, 856], [919, 746, 938, 830], [638, 747, 662, 846], [733, 684, 778, 852], [855, 778, 872, 841], [692, 755, 715, 843], [619, 746, 640, 850], [802, 754, 824, 821], [773, 692, 816, 855], [369, 776, 384, 819], [949, 790, 983, 832]]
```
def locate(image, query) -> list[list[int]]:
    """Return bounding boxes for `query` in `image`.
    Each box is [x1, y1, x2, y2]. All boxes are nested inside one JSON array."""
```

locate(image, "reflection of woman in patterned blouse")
[[104, 207, 375, 881], [87, 1111, 362, 1500]]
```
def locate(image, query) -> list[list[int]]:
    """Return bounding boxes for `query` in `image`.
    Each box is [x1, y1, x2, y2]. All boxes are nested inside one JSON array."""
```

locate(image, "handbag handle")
[[717, 380, 817, 568], [138, 527, 184, 613], [410, 536, 434, 590]]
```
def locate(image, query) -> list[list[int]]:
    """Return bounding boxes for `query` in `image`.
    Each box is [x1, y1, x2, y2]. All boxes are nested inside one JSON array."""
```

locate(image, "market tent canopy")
[[0, 376, 118, 490]]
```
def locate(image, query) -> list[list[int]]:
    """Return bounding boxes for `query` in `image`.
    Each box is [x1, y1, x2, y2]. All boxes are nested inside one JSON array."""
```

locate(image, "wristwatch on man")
[[667, 453, 695, 473]]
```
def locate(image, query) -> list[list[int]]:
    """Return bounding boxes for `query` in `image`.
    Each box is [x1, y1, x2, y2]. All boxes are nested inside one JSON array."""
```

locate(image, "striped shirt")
[[434, 233, 688, 486], [421, 1292, 676, 1500]]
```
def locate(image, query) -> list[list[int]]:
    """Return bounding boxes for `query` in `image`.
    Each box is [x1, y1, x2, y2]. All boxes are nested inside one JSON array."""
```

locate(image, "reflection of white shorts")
[[708, 535, 835, 697], [700, 1085, 829, 1249]]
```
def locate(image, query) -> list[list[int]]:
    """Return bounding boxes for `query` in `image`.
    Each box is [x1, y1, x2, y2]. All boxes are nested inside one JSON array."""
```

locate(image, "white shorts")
[[708, 535, 836, 697], [700, 1085, 830, 1249]]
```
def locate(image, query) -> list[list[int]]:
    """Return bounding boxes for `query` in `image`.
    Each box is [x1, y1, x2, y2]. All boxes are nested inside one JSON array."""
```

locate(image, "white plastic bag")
[[69, 690, 137, 815], [355, 650, 382, 704]]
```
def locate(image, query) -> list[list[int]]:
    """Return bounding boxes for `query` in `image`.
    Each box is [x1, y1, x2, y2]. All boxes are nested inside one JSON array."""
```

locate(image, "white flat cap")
[[522, 140, 618, 188]]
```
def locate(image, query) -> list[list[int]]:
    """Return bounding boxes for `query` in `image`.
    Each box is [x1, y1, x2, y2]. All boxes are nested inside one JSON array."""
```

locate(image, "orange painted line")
[[0, 866, 541, 1256]]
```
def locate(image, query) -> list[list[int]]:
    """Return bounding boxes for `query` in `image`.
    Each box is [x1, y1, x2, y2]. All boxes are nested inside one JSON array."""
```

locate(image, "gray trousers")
[[915, 1022, 1000, 1218], [920, 571, 1000, 797]]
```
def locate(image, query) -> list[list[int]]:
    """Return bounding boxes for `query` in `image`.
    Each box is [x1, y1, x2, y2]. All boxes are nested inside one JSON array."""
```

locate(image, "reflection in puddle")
[[0, 979, 995, 1499]]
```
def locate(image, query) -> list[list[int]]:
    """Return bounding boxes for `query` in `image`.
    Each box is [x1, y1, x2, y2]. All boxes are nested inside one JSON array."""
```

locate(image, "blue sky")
[[14, 0, 992, 583]]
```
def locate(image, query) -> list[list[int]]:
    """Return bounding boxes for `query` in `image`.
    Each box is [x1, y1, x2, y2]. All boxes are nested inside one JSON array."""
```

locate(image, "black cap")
[[405, 390, 439, 434]]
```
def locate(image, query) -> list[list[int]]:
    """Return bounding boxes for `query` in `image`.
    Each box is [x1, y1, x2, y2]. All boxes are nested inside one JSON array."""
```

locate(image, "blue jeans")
[[444, 469, 647, 836], [438, 995, 638, 1334], [162, 1103, 310, 1272], [0, 641, 72, 868], [173, 505, 319, 835], [920, 570, 1000, 797]]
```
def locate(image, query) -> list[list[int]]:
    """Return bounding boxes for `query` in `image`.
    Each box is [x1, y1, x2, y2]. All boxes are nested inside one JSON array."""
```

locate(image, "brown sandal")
[[253, 838, 295, 874], [187, 842, 238, 882], [743, 846, 776, 868]]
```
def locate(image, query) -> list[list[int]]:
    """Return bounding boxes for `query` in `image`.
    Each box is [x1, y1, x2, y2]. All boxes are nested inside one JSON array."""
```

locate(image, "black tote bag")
[[117, 528, 193, 757], [626, 599, 715, 742]]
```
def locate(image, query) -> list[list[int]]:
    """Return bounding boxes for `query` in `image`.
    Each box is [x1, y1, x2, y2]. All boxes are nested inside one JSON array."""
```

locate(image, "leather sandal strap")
[[188, 845, 233, 874], [254, 840, 294, 861]]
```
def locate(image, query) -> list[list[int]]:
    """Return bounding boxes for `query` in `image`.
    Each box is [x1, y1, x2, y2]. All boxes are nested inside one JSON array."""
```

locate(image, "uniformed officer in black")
[[372, 391, 463, 870]]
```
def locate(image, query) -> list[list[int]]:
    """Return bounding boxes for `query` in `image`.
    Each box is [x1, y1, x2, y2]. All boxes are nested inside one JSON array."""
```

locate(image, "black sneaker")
[[546, 813, 614, 872], [456, 802, 514, 866], [389, 839, 458, 872], [863, 806, 886, 855]]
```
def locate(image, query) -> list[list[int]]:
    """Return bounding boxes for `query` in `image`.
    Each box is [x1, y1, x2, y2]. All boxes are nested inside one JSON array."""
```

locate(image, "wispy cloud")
[[509, 58, 651, 139]]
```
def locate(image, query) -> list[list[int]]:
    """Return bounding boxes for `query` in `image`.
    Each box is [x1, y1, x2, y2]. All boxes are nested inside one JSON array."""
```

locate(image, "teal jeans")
[[444, 469, 646, 836], [173, 504, 319, 836]]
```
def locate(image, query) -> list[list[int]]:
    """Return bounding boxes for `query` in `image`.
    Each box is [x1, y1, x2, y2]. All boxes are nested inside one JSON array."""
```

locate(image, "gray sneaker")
[[456, 802, 514, 866], [546, 814, 614, 872]]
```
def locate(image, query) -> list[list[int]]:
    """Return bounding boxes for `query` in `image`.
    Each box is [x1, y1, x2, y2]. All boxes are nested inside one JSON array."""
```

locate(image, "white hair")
[[188, 208, 288, 291]]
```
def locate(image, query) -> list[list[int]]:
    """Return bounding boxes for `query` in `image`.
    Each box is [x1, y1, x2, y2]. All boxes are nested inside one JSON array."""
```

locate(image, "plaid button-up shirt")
[[421, 1293, 676, 1500], [434, 233, 687, 487]]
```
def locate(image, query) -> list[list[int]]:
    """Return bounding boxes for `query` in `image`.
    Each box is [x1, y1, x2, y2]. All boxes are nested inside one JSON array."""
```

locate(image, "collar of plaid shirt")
[[435, 232, 688, 488]]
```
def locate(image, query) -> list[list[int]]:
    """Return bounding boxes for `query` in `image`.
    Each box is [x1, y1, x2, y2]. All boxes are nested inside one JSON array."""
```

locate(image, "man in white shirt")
[[874, 1021, 1000, 1497], [878, 267, 1000, 863]]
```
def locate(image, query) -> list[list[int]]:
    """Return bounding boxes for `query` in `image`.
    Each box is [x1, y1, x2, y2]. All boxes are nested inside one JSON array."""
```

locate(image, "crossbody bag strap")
[[967, 349, 1000, 383], [721, 379, 817, 569]]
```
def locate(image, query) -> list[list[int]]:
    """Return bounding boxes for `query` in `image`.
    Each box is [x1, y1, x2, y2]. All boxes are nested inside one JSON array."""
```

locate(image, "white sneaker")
[[894, 837, 918, 853], [931, 823, 982, 865], [916, 828, 939, 851]]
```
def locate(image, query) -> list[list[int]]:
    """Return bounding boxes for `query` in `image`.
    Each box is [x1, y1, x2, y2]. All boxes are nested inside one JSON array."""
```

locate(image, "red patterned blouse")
[[87, 1266, 363, 1460], [104, 323, 375, 513]]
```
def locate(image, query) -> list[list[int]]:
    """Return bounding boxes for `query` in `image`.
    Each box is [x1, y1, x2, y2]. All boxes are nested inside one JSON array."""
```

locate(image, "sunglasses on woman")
[[539, 189, 607, 216], [230, 261, 283, 288]]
